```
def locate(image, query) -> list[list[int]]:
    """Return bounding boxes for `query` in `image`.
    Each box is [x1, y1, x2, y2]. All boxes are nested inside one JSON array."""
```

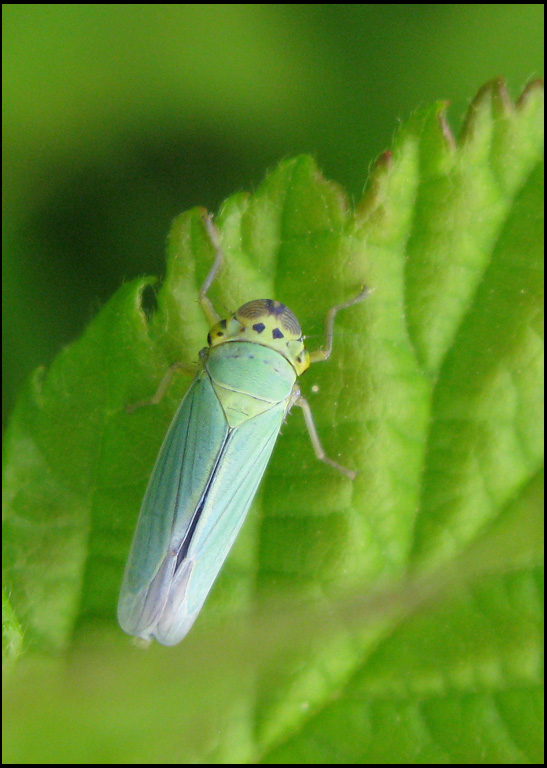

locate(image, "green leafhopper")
[[118, 215, 368, 645]]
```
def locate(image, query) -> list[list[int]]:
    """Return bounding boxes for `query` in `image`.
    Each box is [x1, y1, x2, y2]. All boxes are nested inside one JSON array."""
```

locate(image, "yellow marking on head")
[[207, 299, 310, 375]]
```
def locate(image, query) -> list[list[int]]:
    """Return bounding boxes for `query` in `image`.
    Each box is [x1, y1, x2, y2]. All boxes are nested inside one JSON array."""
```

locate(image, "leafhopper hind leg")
[[127, 214, 224, 413], [298, 286, 370, 479]]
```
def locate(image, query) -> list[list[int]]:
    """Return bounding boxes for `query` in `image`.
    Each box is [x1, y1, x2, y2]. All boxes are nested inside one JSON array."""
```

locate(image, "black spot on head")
[[207, 332, 212, 345], [216, 331, 224, 337], [220, 319, 227, 328], [253, 322, 266, 333], [272, 328, 284, 339]]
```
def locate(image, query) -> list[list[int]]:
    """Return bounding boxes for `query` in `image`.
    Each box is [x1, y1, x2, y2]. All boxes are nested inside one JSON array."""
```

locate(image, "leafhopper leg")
[[308, 286, 370, 364], [199, 213, 225, 326], [126, 361, 196, 413], [295, 393, 357, 480]]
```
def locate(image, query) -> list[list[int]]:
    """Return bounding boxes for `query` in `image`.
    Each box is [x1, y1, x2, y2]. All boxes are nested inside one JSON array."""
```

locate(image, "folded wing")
[[118, 370, 286, 645]]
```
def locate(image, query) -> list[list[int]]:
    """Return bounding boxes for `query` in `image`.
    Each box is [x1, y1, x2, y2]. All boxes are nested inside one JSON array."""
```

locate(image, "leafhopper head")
[[207, 299, 311, 375]]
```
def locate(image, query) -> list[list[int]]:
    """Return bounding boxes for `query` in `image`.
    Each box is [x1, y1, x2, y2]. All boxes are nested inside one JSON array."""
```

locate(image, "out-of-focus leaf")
[[3, 80, 543, 764]]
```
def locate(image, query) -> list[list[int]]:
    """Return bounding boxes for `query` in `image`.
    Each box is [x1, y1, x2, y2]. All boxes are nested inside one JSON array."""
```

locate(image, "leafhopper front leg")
[[199, 213, 225, 326], [126, 361, 196, 413], [297, 286, 370, 478], [295, 393, 357, 481], [128, 213, 224, 413], [308, 286, 370, 364]]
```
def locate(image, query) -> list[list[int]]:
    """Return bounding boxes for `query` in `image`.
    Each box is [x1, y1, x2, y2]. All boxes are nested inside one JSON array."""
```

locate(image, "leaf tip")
[[355, 149, 394, 219], [516, 78, 544, 109], [438, 107, 456, 150], [376, 149, 393, 169], [460, 77, 512, 140]]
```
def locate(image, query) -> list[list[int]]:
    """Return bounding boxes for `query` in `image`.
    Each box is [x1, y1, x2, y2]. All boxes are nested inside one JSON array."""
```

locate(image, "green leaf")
[[2, 80, 543, 763]]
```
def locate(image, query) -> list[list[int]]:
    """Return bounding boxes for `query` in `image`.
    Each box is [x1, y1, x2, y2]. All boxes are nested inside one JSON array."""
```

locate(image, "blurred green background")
[[3, 3, 544, 423]]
